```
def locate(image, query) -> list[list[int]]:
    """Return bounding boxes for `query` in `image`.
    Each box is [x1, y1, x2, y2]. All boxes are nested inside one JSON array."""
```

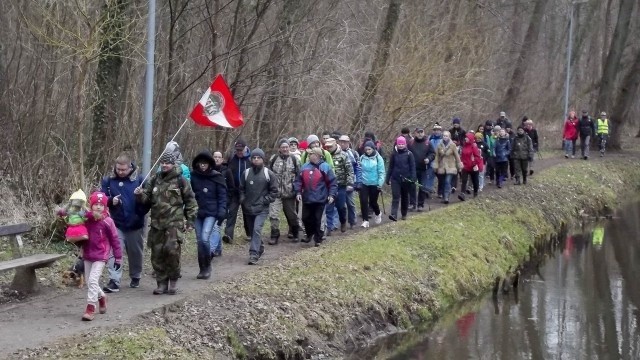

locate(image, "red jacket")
[[460, 133, 484, 172], [563, 117, 579, 140]]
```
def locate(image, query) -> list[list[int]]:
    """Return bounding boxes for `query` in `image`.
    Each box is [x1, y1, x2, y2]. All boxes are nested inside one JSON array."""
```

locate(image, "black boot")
[[196, 253, 206, 279], [201, 255, 212, 280], [291, 225, 300, 243], [523, 174, 527, 185], [268, 229, 280, 245], [514, 177, 521, 185]]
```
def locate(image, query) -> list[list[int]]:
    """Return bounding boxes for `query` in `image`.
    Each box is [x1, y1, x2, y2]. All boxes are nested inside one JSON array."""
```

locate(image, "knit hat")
[[159, 151, 176, 164], [499, 111, 506, 117], [401, 127, 411, 135], [452, 117, 461, 125], [493, 125, 502, 131], [517, 125, 524, 131], [277, 138, 289, 147], [485, 120, 494, 127], [475, 132, 483, 141], [288, 137, 299, 145], [363, 141, 376, 150], [164, 141, 184, 164], [364, 131, 375, 140], [69, 189, 87, 203], [89, 191, 108, 207], [307, 134, 320, 144], [396, 136, 407, 146], [432, 123, 442, 130], [251, 148, 265, 159], [415, 126, 425, 132], [600, 111, 607, 117], [299, 140, 308, 150], [338, 135, 350, 142]]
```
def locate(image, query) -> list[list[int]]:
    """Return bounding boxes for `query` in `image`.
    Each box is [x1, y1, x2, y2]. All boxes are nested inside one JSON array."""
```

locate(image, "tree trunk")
[[610, 47, 640, 148], [350, 0, 401, 135], [595, 0, 634, 117], [499, 0, 549, 114], [89, 0, 127, 174]]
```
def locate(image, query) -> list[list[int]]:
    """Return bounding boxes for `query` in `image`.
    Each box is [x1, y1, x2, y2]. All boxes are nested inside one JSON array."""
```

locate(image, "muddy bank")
[[13, 157, 640, 359]]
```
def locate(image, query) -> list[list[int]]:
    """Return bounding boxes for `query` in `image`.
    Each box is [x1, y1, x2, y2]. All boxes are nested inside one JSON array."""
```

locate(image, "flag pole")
[[140, 118, 190, 185]]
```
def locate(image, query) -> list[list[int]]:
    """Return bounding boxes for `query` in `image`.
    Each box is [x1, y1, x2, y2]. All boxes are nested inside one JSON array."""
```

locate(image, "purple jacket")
[[82, 215, 122, 262]]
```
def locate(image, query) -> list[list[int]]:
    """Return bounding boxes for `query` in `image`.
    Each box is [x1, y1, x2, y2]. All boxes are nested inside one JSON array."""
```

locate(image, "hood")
[[192, 150, 216, 169], [464, 132, 476, 145], [111, 162, 138, 180], [329, 145, 342, 155]]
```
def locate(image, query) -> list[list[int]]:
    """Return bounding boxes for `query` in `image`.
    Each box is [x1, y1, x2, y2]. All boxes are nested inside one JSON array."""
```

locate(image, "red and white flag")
[[189, 75, 244, 128]]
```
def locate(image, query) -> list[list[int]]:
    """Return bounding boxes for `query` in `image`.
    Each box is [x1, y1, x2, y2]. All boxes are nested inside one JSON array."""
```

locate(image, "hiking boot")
[[268, 229, 280, 245], [314, 234, 323, 247], [248, 255, 259, 265], [153, 281, 168, 295], [443, 198, 450, 204], [401, 215, 407, 220], [514, 179, 521, 185], [340, 223, 347, 233], [583, 156, 588, 160], [103, 279, 119, 293], [571, 155, 575, 159], [287, 229, 294, 239], [375, 214, 382, 224], [82, 304, 96, 321], [222, 235, 232, 244], [129, 278, 140, 288], [167, 279, 179, 295], [529, 170, 534, 176], [458, 194, 465, 202], [417, 206, 424, 212], [451, 187, 456, 194], [409, 205, 416, 212], [389, 215, 397, 222], [98, 295, 107, 314], [301, 236, 312, 243], [349, 223, 354, 230], [326, 228, 333, 237], [245, 236, 252, 242], [564, 154, 569, 158], [600, 152, 604, 157], [361, 221, 370, 228]]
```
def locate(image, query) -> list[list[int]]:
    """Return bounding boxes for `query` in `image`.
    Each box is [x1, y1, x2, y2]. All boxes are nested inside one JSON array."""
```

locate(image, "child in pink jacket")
[[81, 192, 122, 321]]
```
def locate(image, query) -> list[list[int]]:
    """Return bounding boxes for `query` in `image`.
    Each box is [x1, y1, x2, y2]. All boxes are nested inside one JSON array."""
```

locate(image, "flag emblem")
[[189, 74, 243, 128]]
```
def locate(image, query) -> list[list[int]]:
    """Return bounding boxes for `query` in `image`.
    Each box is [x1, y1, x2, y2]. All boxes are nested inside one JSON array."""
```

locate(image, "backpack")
[[244, 167, 271, 182]]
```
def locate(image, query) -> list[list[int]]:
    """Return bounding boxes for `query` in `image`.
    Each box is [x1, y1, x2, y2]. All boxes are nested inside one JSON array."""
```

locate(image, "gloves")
[[113, 262, 121, 272], [377, 186, 382, 192], [296, 194, 302, 202], [327, 196, 335, 204], [216, 217, 225, 227], [527, 156, 533, 162]]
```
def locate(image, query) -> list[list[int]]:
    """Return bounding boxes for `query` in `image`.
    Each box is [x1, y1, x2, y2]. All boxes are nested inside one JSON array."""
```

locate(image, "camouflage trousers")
[[148, 227, 183, 282]]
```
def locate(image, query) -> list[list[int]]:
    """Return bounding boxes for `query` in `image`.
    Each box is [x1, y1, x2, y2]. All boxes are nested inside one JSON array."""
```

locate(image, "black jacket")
[[213, 163, 235, 199], [408, 137, 435, 171], [386, 148, 416, 183], [578, 116, 596, 137], [191, 151, 228, 220]]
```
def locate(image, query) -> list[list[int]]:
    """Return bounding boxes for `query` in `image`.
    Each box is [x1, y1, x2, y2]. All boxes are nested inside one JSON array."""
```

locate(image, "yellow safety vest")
[[592, 226, 604, 247], [597, 118, 609, 134]]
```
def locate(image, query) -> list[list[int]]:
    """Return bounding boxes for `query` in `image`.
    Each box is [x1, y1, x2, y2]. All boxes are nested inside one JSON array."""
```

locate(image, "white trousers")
[[84, 260, 106, 304]]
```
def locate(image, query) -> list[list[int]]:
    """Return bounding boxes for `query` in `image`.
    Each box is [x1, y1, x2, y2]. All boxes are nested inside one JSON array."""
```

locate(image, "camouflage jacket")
[[330, 147, 355, 187], [137, 167, 198, 230], [269, 154, 300, 199]]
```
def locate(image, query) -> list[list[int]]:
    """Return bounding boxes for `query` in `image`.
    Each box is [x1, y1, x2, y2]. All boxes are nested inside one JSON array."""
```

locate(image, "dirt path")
[[0, 153, 584, 356]]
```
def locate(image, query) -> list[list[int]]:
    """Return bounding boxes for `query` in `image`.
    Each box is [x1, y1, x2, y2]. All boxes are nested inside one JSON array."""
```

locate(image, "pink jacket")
[[83, 215, 122, 262]]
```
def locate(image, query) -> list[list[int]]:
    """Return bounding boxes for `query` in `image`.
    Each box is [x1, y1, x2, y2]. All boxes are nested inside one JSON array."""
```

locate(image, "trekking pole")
[[379, 188, 387, 215], [537, 150, 543, 160]]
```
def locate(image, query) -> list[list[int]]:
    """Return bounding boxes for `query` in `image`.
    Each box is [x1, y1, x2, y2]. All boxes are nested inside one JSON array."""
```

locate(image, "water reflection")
[[386, 202, 640, 360]]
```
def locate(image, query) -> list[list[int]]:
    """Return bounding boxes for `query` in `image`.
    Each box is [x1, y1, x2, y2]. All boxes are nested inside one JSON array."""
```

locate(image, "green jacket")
[[137, 167, 198, 229], [300, 148, 334, 168], [511, 134, 534, 160], [269, 154, 300, 199]]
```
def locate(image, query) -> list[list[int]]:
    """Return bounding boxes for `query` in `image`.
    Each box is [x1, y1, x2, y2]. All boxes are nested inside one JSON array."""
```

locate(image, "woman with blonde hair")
[[435, 131, 462, 204]]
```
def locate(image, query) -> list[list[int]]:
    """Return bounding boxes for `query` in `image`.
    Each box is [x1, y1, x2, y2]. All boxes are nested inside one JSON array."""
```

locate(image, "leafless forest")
[[1, 0, 639, 214]]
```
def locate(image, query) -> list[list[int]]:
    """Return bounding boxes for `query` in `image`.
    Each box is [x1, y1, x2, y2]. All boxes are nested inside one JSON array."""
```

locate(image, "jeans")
[[425, 166, 436, 193], [409, 169, 429, 207], [346, 190, 357, 225], [195, 217, 220, 258], [359, 185, 380, 221], [245, 209, 269, 257], [225, 194, 250, 240], [580, 135, 591, 158], [495, 161, 508, 186], [437, 173, 454, 200], [478, 168, 485, 190], [107, 228, 144, 285], [390, 179, 411, 217], [326, 186, 347, 228], [565, 139, 577, 156]]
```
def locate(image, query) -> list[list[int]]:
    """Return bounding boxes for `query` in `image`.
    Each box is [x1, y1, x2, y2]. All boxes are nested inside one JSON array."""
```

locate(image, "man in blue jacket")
[[101, 154, 149, 292]]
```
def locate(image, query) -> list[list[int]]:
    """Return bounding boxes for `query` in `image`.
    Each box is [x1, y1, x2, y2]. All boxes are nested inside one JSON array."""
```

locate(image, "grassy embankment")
[[18, 157, 640, 359]]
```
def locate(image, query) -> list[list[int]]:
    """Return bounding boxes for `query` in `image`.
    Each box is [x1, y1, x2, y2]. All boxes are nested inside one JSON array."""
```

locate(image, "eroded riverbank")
[[13, 156, 640, 359]]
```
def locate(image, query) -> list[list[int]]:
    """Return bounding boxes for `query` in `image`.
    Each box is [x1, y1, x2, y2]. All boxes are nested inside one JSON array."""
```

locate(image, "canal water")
[[357, 201, 640, 360]]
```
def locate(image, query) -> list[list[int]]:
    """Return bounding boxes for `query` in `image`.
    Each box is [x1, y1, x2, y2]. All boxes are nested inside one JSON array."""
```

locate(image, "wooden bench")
[[0, 223, 65, 293]]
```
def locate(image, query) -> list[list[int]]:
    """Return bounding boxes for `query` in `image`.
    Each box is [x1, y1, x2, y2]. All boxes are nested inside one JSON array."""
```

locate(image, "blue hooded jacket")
[[191, 151, 228, 220], [101, 163, 149, 231], [494, 136, 512, 162], [294, 160, 337, 204]]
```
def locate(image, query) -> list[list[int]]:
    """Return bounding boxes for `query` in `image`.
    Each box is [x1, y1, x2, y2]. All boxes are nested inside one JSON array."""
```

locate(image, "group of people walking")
[[562, 110, 610, 159], [61, 109, 612, 322]]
